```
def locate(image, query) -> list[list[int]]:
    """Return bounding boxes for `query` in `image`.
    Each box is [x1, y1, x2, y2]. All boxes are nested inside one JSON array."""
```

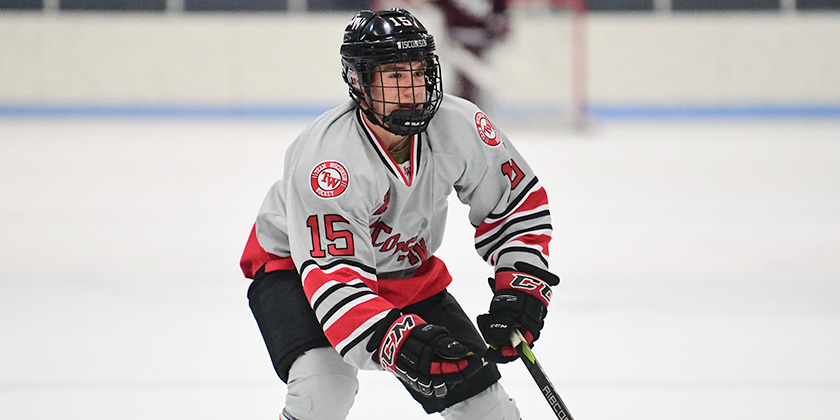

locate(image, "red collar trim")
[[360, 114, 417, 187]]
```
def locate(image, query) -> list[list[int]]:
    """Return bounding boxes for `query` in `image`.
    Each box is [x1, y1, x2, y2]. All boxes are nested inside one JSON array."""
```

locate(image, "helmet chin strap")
[[382, 109, 432, 136], [360, 98, 427, 137]]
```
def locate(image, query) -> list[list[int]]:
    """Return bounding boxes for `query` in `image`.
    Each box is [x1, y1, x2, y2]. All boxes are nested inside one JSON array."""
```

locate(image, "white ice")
[[1, 117, 838, 420]]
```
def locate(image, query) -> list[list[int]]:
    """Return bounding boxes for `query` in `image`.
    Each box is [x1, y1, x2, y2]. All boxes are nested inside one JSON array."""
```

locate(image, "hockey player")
[[240, 8, 558, 420], [429, 0, 510, 111]]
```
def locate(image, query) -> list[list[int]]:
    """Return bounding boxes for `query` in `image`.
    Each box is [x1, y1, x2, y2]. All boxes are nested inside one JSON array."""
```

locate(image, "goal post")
[[499, 0, 589, 128], [556, 0, 589, 129]]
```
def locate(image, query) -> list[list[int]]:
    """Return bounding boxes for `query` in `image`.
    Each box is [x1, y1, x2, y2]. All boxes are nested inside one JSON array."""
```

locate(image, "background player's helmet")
[[340, 8, 443, 136]]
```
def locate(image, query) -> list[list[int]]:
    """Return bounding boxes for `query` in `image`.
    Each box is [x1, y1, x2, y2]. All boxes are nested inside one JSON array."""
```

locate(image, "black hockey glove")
[[476, 262, 559, 363], [367, 309, 483, 399]]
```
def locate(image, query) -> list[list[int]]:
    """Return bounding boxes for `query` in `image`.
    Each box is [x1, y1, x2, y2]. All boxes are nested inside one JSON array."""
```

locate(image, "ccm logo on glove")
[[380, 314, 418, 369], [495, 271, 552, 307]]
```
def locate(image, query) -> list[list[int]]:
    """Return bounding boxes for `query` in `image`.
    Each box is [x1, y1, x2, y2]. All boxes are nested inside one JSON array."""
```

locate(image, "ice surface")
[[1, 117, 838, 419]]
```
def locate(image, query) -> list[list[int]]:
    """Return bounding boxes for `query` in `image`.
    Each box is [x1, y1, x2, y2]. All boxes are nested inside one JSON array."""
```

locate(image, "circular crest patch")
[[474, 111, 500, 147], [310, 160, 349, 198]]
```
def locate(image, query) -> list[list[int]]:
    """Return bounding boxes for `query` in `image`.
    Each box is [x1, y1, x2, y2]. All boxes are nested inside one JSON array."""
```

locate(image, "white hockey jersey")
[[240, 94, 552, 371]]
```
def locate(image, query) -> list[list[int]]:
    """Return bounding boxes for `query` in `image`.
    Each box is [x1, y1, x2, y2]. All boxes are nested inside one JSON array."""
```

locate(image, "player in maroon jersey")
[[430, 0, 510, 110]]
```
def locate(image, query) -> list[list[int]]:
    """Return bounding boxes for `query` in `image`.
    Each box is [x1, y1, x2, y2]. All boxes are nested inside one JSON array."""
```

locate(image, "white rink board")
[[1, 118, 839, 420], [2, 12, 840, 111]]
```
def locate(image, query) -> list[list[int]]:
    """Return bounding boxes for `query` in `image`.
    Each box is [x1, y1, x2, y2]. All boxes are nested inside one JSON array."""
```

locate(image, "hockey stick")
[[511, 329, 575, 420]]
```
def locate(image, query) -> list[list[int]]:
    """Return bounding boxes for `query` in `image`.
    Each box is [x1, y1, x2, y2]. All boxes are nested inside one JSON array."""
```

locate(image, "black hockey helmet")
[[340, 8, 443, 136]]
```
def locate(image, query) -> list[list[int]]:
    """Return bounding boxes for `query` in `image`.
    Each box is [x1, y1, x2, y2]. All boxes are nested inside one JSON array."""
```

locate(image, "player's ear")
[[345, 69, 371, 109], [346, 69, 361, 91]]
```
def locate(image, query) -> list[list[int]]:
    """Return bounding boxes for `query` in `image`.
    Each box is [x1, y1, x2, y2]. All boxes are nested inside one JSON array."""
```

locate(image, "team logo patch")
[[310, 161, 349, 198], [474, 112, 500, 146]]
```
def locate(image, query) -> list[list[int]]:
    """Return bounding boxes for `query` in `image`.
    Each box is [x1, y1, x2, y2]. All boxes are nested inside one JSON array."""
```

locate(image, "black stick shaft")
[[512, 330, 575, 420]]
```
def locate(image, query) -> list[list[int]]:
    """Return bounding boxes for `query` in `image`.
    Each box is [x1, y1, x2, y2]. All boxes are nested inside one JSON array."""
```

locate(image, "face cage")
[[360, 56, 443, 136]]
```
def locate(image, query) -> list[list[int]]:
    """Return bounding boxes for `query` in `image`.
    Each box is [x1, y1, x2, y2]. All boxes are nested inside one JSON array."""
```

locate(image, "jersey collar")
[[357, 109, 421, 187]]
